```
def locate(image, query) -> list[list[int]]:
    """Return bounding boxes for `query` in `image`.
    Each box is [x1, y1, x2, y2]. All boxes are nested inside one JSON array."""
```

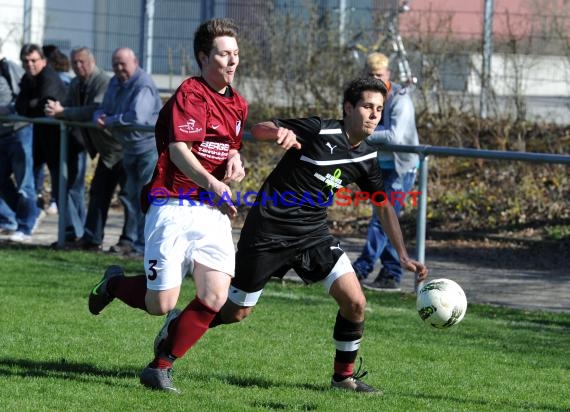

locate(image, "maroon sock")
[[167, 296, 218, 359], [151, 357, 173, 369], [333, 361, 355, 380], [107, 274, 147, 311]]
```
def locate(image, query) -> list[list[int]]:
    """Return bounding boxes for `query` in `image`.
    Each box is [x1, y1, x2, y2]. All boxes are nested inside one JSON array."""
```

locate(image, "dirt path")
[[4, 209, 569, 313]]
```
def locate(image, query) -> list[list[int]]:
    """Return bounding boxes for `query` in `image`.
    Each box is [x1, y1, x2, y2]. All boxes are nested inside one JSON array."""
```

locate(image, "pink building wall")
[[400, 0, 569, 39]]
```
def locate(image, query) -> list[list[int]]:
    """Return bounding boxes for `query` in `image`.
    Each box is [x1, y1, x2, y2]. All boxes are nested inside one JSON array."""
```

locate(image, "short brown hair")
[[193, 18, 239, 69]]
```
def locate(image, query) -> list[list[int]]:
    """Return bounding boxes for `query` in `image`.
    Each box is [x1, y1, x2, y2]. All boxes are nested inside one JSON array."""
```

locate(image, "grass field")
[[1, 246, 569, 412]]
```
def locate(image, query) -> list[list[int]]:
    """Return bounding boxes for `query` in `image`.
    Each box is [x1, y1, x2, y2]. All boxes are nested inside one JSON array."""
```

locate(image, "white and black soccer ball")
[[416, 278, 467, 329]]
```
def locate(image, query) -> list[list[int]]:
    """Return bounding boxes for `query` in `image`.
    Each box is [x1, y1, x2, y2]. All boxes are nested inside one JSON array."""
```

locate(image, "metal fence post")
[[414, 154, 429, 293], [416, 154, 428, 264], [480, 0, 494, 119], [57, 122, 68, 248]]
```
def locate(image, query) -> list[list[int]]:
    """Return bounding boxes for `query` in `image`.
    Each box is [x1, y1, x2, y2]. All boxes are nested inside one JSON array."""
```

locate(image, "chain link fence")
[[1, 1, 568, 115]]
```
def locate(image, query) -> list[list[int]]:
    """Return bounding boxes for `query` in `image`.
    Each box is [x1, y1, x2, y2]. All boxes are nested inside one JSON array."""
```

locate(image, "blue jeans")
[[66, 150, 87, 239], [353, 168, 417, 282], [82, 159, 127, 245], [0, 197, 17, 230], [122, 149, 157, 249], [50, 150, 87, 239], [0, 126, 39, 235]]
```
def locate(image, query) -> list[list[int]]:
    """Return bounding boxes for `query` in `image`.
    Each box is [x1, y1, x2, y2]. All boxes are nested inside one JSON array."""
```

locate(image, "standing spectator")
[[15, 44, 85, 242], [38, 45, 74, 215], [87, 18, 247, 393], [43, 45, 73, 88], [0, 53, 20, 234], [352, 52, 420, 291], [43, 46, 87, 234], [93, 47, 162, 255], [44, 46, 126, 251], [0, 51, 40, 242]]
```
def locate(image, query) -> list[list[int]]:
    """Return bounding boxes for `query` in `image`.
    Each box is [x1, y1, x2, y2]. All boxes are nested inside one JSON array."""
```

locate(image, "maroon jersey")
[[142, 76, 247, 210]]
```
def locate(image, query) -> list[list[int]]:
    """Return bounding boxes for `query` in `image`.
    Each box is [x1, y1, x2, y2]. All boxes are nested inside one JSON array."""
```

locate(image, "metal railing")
[[0, 114, 154, 248], [1, 114, 569, 258], [380, 143, 570, 263]]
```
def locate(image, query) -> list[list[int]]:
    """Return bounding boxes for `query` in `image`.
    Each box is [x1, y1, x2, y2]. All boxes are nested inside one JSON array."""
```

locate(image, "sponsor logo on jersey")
[[178, 118, 203, 134], [314, 169, 343, 190], [196, 141, 230, 161]]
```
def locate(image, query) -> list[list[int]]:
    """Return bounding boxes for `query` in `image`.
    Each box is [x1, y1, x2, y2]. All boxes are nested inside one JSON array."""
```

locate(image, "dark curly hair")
[[342, 77, 388, 117]]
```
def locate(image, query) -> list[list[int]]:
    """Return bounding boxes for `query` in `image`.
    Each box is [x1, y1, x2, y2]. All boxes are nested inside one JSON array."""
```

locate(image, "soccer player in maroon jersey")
[[87, 18, 247, 392]]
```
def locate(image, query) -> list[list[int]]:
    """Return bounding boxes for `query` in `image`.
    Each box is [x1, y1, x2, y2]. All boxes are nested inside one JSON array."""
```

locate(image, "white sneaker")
[[46, 201, 58, 215], [10, 231, 32, 243], [32, 210, 46, 234]]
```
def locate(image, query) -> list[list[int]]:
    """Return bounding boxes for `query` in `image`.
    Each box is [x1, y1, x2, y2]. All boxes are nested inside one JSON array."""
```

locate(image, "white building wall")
[[1, 0, 94, 60], [469, 54, 570, 97], [0, 0, 28, 60]]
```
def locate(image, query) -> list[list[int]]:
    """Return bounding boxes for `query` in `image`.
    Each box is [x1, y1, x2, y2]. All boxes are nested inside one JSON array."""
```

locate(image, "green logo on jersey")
[[325, 168, 343, 191]]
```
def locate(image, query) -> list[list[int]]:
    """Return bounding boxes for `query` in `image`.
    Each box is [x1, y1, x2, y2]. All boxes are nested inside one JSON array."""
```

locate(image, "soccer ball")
[[416, 278, 467, 329]]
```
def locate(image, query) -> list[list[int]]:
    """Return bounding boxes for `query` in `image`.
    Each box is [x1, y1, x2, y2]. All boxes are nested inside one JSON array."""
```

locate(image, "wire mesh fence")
[[0, 0, 569, 123]]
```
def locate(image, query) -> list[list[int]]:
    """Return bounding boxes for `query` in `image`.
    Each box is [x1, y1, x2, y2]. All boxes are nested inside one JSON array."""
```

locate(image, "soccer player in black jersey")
[[214, 77, 428, 394]]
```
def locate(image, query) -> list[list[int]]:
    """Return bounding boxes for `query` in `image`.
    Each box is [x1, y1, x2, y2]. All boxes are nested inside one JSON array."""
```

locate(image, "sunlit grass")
[[1, 246, 569, 411]]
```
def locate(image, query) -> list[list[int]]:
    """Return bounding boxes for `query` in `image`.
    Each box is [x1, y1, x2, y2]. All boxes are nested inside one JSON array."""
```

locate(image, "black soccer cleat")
[[330, 358, 383, 395], [331, 375, 383, 394], [140, 365, 180, 393], [88, 265, 125, 315]]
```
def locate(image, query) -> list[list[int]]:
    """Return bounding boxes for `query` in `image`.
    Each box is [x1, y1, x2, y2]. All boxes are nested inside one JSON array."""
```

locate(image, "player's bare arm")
[[375, 203, 428, 280], [223, 149, 245, 183], [251, 121, 302, 150], [169, 141, 238, 217]]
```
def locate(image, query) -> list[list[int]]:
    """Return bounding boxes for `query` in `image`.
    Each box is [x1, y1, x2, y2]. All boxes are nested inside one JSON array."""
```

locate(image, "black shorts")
[[233, 234, 345, 293]]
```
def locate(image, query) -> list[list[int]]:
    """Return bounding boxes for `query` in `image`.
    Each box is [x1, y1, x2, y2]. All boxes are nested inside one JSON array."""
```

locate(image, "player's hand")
[[209, 179, 237, 218], [400, 256, 428, 279], [223, 152, 245, 183], [275, 127, 301, 150], [401, 257, 428, 293]]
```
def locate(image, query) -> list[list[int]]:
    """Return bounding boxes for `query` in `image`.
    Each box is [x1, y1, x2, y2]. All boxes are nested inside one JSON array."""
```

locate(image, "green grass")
[[1, 247, 569, 412]]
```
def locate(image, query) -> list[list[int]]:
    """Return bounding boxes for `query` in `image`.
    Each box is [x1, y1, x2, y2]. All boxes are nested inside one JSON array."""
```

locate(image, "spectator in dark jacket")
[[37, 45, 74, 216], [15, 43, 85, 241]]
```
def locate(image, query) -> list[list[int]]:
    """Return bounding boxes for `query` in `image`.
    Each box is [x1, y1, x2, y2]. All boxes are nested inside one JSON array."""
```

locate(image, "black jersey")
[[240, 116, 384, 245]]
